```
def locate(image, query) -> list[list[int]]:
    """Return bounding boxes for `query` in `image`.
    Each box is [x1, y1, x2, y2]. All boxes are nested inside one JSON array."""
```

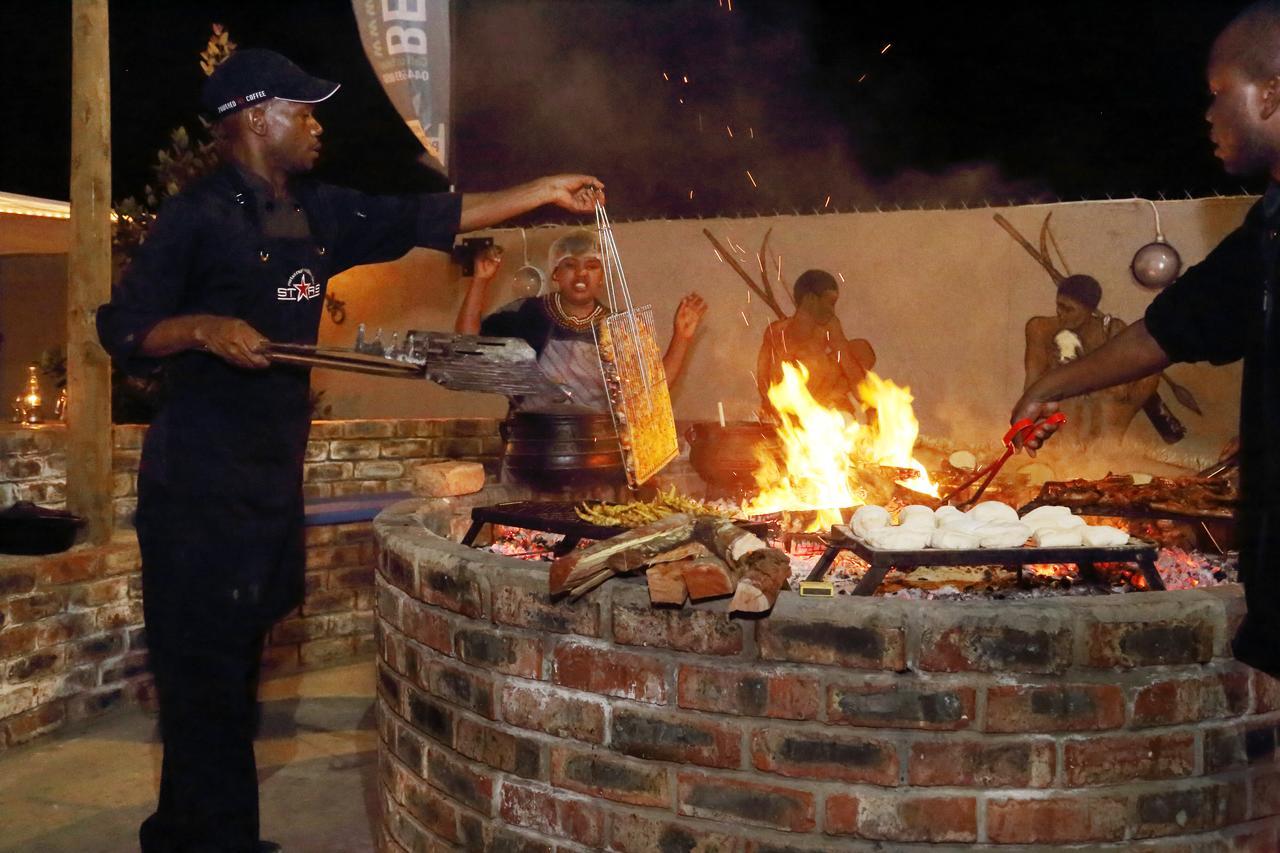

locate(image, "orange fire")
[[744, 363, 938, 530]]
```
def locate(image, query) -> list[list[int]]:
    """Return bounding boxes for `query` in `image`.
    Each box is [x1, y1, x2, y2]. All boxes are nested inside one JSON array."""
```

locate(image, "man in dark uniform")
[[96, 49, 603, 852], [1013, 2, 1280, 678]]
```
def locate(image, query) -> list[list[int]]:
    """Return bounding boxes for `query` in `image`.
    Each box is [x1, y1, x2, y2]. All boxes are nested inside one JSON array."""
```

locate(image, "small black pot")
[[0, 501, 85, 555]]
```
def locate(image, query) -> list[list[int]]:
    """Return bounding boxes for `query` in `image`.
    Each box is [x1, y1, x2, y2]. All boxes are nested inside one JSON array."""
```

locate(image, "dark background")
[[0, 1, 1256, 221]]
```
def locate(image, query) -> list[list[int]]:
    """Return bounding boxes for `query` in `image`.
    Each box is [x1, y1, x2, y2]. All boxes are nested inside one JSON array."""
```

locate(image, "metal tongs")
[[264, 343, 423, 378], [940, 413, 1067, 509]]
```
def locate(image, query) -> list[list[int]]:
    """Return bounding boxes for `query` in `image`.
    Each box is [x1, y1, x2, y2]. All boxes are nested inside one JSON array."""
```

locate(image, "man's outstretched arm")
[[460, 175, 603, 232], [1012, 319, 1171, 448]]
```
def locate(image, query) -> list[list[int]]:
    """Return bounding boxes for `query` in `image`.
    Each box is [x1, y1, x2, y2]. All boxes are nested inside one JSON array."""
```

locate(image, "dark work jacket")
[[1145, 184, 1280, 587], [97, 165, 460, 618]]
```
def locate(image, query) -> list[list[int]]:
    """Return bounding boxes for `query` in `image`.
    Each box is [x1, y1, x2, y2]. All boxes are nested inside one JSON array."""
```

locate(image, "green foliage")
[[107, 25, 237, 424]]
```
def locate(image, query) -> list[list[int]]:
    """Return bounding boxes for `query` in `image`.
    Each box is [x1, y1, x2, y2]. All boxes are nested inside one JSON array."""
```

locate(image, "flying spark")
[[726, 126, 734, 138], [824, 195, 831, 208], [749, 127, 754, 139], [837, 272, 846, 283], [713, 248, 723, 262], [689, 189, 695, 199], [746, 170, 757, 188], [881, 42, 892, 54], [741, 311, 750, 327], [858, 74, 868, 83], [682, 75, 689, 84], [662, 71, 669, 81]]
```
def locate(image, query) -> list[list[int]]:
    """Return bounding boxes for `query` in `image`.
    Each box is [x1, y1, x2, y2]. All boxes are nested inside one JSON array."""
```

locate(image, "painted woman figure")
[[456, 229, 706, 411]]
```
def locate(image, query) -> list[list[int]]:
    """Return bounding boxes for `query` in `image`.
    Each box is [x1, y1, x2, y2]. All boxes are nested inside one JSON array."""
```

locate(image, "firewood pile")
[[547, 514, 792, 614]]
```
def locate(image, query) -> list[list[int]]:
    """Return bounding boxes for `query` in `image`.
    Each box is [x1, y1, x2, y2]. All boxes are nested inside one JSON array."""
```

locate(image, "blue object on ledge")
[[303, 491, 413, 527]]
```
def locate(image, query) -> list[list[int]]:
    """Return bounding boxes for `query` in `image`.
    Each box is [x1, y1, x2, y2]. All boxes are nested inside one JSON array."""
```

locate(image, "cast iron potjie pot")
[[685, 421, 781, 493], [501, 411, 627, 488]]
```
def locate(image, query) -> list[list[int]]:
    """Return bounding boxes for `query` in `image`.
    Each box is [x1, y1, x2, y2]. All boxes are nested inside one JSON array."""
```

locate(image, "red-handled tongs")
[[940, 413, 1067, 509]]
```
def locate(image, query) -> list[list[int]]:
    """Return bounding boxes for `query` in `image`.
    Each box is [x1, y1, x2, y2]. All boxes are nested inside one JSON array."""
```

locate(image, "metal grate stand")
[[805, 534, 1165, 595]]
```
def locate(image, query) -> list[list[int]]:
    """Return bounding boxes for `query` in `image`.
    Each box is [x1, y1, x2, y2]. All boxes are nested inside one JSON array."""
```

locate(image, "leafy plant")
[[107, 25, 236, 423]]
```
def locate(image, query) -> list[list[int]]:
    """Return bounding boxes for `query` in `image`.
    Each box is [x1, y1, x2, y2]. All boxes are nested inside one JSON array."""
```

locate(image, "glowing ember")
[[744, 363, 938, 530]]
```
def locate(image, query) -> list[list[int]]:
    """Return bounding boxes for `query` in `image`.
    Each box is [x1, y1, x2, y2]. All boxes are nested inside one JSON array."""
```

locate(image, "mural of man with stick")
[[1023, 273, 1159, 443], [755, 269, 876, 420]]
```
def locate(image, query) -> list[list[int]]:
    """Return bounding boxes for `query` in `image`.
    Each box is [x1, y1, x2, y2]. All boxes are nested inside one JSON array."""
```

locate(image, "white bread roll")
[[931, 528, 981, 549], [850, 505, 891, 538], [977, 521, 1032, 548], [934, 505, 966, 527], [967, 501, 1019, 524], [864, 525, 931, 551], [1032, 527, 1084, 547], [1082, 525, 1129, 547], [1019, 505, 1074, 527]]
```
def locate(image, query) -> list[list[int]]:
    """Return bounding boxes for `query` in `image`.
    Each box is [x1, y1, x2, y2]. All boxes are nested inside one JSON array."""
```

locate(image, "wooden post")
[[67, 0, 114, 544]]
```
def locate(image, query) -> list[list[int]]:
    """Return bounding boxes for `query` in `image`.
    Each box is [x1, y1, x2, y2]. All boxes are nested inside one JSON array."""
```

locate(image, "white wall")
[[315, 197, 1253, 472]]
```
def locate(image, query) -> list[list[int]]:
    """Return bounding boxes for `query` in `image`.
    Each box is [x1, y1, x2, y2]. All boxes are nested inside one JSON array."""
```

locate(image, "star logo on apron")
[[277, 268, 320, 302]]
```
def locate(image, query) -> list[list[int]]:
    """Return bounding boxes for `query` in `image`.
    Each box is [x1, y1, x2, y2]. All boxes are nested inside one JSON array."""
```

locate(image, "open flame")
[[744, 363, 937, 530]]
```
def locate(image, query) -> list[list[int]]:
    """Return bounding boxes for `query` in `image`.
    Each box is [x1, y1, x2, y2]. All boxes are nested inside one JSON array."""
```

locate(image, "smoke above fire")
[[451, 1, 1035, 220]]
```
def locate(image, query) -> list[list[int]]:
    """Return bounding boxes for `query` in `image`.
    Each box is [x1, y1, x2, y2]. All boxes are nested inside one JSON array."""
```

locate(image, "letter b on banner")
[[386, 26, 427, 55]]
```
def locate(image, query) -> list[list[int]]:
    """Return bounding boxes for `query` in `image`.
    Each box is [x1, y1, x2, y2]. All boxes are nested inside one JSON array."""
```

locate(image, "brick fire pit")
[[373, 494, 1280, 850]]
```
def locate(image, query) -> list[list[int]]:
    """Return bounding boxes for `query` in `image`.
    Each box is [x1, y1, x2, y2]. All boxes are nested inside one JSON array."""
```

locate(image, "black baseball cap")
[[201, 49, 340, 118]]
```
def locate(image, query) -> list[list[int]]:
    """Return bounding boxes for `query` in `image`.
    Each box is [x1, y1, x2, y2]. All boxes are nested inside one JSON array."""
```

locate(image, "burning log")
[[729, 548, 793, 613], [646, 562, 689, 605], [549, 513, 696, 597]]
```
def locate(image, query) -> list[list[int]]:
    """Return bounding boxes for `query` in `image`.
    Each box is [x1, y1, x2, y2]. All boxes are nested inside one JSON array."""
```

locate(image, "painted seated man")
[[455, 229, 706, 411], [1023, 273, 1158, 443], [756, 269, 876, 420]]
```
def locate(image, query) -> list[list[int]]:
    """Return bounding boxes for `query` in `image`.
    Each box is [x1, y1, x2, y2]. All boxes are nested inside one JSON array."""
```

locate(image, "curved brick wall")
[[374, 498, 1280, 851]]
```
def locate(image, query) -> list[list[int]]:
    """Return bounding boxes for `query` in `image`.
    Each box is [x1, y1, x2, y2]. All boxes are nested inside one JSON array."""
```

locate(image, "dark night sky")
[[0, 1, 1258, 222]]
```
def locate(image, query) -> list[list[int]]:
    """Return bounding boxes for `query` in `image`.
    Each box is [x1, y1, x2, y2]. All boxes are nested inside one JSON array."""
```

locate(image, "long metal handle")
[[264, 343, 423, 378]]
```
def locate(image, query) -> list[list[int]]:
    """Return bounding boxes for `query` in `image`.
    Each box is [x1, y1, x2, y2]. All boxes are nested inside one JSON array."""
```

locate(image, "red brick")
[[757, 615, 904, 671], [917, 620, 1072, 674], [376, 583, 403, 631], [6, 648, 65, 682], [984, 683, 1124, 733], [383, 552, 417, 595], [678, 664, 820, 720], [677, 770, 814, 833], [1086, 617, 1215, 668], [501, 682, 605, 743], [611, 706, 743, 769], [401, 599, 454, 655], [825, 792, 976, 843], [36, 550, 103, 585], [36, 612, 94, 646], [402, 773, 460, 842], [828, 680, 974, 730], [455, 628, 542, 679], [96, 601, 142, 631], [1133, 779, 1246, 838], [330, 566, 375, 590], [499, 780, 603, 849], [427, 747, 495, 814], [907, 737, 1054, 788], [3, 700, 66, 746], [494, 582, 600, 637], [751, 727, 897, 785], [987, 795, 1128, 844], [611, 601, 743, 656], [302, 589, 356, 615], [68, 573, 128, 607], [1253, 671, 1280, 713], [0, 568, 36, 597], [1064, 732, 1196, 786], [607, 812, 742, 853], [551, 746, 669, 807], [1132, 671, 1251, 727], [418, 562, 485, 618], [1204, 722, 1279, 773], [70, 631, 125, 664], [299, 637, 356, 666], [1253, 768, 1280, 819], [553, 642, 667, 705], [6, 591, 64, 624], [455, 717, 544, 779], [405, 686, 455, 747], [428, 661, 498, 720]]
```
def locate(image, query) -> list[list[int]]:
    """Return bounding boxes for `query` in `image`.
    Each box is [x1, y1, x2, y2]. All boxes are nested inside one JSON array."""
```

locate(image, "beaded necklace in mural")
[[546, 292, 605, 332]]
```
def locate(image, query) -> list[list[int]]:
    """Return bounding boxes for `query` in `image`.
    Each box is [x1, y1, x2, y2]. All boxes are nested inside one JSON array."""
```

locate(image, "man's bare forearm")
[[138, 315, 217, 356], [459, 183, 551, 232]]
